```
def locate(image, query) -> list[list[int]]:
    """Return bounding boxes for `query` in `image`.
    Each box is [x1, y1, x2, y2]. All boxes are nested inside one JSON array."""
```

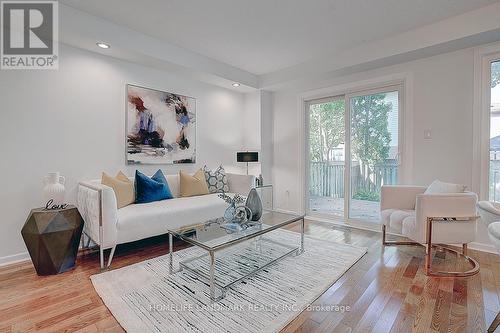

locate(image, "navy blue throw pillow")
[[151, 169, 173, 199], [135, 170, 173, 204]]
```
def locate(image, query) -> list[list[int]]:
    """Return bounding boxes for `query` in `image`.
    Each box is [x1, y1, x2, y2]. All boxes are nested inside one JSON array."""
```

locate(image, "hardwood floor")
[[0, 220, 499, 333]]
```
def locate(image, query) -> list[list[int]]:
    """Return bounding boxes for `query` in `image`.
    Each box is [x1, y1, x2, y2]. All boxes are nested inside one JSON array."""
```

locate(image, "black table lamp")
[[237, 151, 258, 175]]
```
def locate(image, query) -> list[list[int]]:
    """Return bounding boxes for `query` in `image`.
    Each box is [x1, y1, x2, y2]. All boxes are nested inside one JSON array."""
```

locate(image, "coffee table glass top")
[[167, 211, 304, 251]]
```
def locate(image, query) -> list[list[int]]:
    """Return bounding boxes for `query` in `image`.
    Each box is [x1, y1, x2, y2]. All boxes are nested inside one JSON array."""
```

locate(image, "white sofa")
[[77, 172, 255, 269]]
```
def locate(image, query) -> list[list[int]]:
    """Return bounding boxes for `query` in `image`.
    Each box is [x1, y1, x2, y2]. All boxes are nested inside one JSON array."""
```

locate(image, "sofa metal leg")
[[80, 233, 85, 250], [99, 245, 105, 270], [107, 246, 116, 268], [488, 311, 500, 333], [99, 224, 105, 270], [80, 233, 93, 251], [381, 225, 420, 246]]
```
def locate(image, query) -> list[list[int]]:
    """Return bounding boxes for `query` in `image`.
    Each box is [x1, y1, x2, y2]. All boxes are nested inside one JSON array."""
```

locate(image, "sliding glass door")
[[348, 89, 400, 221], [307, 85, 402, 225], [308, 97, 346, 217]]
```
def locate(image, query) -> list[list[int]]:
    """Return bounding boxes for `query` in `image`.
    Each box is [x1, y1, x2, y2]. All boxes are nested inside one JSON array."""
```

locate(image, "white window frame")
[[473, 42, 500, 200], [299, 73, 412, 231]]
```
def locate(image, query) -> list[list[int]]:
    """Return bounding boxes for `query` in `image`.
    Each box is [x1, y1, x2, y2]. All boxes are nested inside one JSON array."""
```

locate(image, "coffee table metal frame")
[[168, 214, 305, 302]]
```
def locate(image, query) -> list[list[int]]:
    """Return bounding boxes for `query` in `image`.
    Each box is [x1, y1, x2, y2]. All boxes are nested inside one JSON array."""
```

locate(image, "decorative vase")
[[224, 203, 236, 222], [42, 172, 66, 206], [246, 188, 263, 221]]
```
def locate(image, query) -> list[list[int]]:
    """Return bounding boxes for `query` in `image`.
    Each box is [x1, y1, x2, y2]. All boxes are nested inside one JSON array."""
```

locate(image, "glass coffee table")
[[167, 211, 305, 302]]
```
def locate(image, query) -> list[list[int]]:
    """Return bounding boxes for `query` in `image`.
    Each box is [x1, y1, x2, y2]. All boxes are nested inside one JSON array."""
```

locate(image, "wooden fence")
[[309, 161, 398, 198]]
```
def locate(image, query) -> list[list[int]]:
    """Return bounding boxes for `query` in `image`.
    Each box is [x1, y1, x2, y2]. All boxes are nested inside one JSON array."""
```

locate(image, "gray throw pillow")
[[203, 165, 230, 193]]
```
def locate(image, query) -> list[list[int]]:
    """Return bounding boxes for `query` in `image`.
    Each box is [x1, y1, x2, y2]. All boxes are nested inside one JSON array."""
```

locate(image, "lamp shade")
[[237, 151, 258, 163]]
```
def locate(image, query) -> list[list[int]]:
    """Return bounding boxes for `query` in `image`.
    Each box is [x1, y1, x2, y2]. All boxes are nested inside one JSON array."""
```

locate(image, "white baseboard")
[[273, 208, 300, 215], [468, 242, 498, 254], [306, 215, 380, 233], [0, 252, 31, 267]]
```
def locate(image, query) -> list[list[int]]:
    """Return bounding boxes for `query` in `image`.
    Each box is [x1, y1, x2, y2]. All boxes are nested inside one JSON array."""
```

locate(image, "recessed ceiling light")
[[96, 42, 110, 49], [232, 83, 240, 87]]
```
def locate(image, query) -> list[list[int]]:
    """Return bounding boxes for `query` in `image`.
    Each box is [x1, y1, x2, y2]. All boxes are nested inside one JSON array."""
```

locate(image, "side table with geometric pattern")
[[21, 205, 84, 275]]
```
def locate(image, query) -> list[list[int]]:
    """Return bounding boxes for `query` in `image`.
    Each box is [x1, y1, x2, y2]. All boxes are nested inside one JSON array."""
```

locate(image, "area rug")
[[91, 230, 367, 333]]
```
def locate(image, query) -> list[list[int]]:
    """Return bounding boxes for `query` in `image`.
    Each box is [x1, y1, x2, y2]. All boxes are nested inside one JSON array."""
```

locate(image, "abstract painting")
[[126, 85, 196, 164]]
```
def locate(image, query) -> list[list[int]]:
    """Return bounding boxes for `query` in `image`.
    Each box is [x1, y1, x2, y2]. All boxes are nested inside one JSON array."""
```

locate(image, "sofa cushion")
[[116, 194, 229, 244], [380, 209, 415, 234], [135, 170, 173, 204], [180, 169, 209, 197], [101, 171, 135, 209], [489, 222, 500, 240], [488, 222, 500, 253], [380, 209, 396, 226], [401, 215, 416, 237]]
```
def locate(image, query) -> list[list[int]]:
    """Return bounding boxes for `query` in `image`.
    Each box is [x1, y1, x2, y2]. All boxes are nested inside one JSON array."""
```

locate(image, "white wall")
[[241, 90, 274, 183], [0, 45, 251, 262], [242, 91, 262, 177], [272, 46, 493, 249], [260, 91, 274, 185]]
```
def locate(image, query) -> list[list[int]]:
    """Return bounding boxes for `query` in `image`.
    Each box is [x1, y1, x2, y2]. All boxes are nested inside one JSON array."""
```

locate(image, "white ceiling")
[[61, 0, 500, 76]]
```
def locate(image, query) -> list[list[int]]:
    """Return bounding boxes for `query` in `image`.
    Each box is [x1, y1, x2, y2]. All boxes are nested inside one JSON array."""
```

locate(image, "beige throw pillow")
[[180, 169, 209, 197], [101, 171, 135, 208]]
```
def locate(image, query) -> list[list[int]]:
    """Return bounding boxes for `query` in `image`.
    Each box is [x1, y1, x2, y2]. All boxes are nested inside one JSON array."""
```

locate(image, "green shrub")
[[353, 189, 380, 201]]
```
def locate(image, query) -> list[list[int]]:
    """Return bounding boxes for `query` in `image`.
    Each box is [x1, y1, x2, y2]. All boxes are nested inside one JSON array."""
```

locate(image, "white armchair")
[[477, 201, 500, 251], [380, 184, 479, 277], [477, 201, 500, 333]]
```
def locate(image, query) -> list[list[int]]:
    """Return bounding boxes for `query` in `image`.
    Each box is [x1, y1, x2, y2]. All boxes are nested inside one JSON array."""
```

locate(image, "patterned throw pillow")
[[203, 165, 230, 193]]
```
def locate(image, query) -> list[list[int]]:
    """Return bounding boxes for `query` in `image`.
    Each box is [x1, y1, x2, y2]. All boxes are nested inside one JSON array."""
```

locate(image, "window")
[[489, 60, 500, 201]]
